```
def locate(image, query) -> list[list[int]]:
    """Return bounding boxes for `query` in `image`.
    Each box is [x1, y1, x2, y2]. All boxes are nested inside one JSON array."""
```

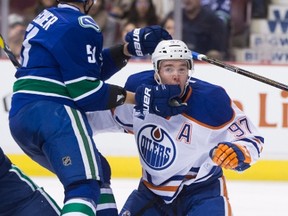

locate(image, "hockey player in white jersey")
[[8, 0, 173, 215], [87, 39, 264, 215]]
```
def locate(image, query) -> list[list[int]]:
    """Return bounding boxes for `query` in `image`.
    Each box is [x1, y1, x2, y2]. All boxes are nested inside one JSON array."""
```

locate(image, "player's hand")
[[135, 84, 187, 118], [125, 25, 172, 56], [209, 142, 251, 171]]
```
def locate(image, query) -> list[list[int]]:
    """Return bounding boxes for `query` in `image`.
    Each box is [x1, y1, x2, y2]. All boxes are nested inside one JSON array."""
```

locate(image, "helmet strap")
[[154, 71, 162, 85]]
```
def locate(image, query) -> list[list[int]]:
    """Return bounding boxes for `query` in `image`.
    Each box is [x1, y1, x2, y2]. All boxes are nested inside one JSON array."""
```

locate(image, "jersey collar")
[[58, 3, 81, 12]]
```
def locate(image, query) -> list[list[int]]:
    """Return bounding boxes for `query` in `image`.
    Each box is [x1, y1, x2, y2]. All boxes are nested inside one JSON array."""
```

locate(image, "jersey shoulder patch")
[[78, 15, 101, 32]]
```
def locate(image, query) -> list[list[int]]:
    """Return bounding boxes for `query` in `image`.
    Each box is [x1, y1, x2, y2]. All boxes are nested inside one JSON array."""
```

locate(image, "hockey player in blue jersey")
[[8, 0, 172, 215], [87, 40, 264, 215], [0, 147, 61, 215]]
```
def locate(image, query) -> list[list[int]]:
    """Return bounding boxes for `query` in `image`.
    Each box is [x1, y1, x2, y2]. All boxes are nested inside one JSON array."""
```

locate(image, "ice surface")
[[32, 177, 288, 216]]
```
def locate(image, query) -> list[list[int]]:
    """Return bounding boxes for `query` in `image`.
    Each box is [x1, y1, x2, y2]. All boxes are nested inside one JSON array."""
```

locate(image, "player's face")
[[158, 60, 189, 94]]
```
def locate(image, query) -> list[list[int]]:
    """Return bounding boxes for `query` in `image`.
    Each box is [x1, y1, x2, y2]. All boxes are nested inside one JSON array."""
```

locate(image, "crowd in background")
[[2, 0, 270, 61]]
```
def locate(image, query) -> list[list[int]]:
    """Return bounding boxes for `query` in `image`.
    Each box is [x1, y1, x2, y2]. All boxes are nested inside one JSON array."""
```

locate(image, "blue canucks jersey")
[[10, 4, 121, 117]]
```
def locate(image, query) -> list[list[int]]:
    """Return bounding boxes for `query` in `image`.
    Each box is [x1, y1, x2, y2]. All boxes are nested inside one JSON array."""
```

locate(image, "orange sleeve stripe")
[[221, 176, 233, 216], [143, 180, 179, 192], [183, 111, 235, 130]]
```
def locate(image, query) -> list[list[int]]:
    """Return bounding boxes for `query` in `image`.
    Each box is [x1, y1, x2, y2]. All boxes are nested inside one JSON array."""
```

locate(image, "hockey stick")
[[192, 51, 288, 91], [0, 33, 21, 69]]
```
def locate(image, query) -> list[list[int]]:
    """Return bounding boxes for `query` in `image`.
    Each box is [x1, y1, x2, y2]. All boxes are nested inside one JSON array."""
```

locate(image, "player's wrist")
[[123, 43, 132, 57]]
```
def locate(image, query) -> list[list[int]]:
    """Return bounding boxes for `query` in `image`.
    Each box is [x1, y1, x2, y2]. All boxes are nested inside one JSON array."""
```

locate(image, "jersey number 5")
[[86, 45, 96, 63]]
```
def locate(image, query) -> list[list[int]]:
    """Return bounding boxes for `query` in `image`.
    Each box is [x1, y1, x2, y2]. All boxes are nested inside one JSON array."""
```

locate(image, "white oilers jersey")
[[87, 70, 264, 204]]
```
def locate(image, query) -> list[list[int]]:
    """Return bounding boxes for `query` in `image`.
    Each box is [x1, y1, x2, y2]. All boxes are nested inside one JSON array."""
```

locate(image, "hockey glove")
[[125, 25, 172, 56], [135, 84, 187, 118], [209, 142, 251, 172]]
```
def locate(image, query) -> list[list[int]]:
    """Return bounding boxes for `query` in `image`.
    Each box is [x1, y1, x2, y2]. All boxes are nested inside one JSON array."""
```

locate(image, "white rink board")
[[0, 60, 287, 160]]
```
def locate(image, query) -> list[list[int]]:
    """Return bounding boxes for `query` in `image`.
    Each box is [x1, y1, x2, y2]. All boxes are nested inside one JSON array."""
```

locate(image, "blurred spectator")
[[9, 0, 36, 17], [121, 21, 136, 42], [201, 0, 231, 59], [201, 0, 231, 25], [109, 0, 132, 19], [251, 0, 269, 18], [7, 14, 26, 59], [34, 0, 57, 16], [181, 0, 229, 60], [152, 0, 174, 22], [230, 0, 250, 49], [89, 0, 122, 48], [125, 0, 160, 27], [9, 0, 57, 23], [120, 21, 150, 61], [161, 14, 175, 38]]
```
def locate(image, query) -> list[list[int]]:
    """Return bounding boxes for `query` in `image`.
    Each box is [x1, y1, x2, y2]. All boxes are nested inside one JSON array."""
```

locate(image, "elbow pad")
[[107, 84, 127, 109]]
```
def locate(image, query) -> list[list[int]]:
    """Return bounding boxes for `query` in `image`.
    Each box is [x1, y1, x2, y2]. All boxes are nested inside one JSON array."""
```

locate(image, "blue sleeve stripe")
[[115, 116, 133, 128], [236, 137, 264, 155]]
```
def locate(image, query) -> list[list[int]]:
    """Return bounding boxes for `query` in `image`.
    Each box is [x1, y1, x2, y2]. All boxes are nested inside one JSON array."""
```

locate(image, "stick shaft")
[[192, 52, 288, 91], [0, 33, 21, 69]]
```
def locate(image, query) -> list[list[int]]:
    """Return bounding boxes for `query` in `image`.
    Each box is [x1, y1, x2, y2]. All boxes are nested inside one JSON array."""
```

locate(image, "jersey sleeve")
[[186, 80, 235, 127], [124, 70, 156, 92], [87, 104, 134, 135], [100, 45, 130, 81], [188, 79, 264, 165], [51, 19, 120, 111], [224, 103, 264, 165]]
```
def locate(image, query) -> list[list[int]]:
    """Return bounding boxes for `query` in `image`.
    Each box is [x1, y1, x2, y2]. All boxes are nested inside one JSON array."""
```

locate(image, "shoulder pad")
[[187, 80, 234, 128], [124, 70, 156, 92], [78, 15, 101, 32]]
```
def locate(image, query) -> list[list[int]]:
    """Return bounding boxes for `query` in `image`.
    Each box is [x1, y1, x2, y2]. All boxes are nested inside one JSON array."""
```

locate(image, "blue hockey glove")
[[209, 142, 251, 172], [125, 25, 172, 56], [135, 84, 187, 118]]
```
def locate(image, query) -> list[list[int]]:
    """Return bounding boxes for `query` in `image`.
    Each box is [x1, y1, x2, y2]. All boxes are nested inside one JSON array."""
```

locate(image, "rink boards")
[[6, 154, 288, 181]]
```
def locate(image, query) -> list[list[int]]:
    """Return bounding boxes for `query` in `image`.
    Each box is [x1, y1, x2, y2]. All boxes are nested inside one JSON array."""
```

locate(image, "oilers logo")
[[137, 125, 176, 170]]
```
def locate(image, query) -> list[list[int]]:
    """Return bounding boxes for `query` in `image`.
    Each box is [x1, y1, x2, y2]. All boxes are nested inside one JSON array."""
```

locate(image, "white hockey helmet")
[[152, 39, 193, 72]]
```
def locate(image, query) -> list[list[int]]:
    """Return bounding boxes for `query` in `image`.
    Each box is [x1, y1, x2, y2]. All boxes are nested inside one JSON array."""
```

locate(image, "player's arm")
[[100, 44, 131, 80], [100, 25, 172, 80], [86, 104, 134, 135]]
